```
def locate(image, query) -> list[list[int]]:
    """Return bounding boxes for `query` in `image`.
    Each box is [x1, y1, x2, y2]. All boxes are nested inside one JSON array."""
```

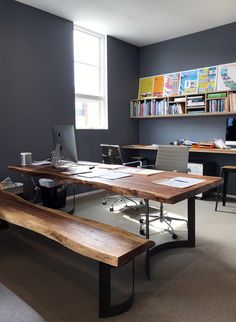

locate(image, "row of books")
[[130, 99, 167, 116], [130, 91, 236, 116], [130, 99, 185, 116], [208, 99, 225, 113]]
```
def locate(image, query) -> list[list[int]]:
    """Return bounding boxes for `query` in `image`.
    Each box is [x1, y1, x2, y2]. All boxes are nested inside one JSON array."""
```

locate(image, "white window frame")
[[74, 25, 108, 130]]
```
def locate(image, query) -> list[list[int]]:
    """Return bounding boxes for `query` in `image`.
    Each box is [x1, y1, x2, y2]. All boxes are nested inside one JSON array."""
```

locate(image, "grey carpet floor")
[[0, 190, 236, 322]]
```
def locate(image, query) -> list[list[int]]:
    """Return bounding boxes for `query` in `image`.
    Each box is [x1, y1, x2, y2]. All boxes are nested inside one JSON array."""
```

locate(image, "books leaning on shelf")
[[229, 92, 236, 112], [208, 99, 225, 112], [130, 98, 184, 117], [169, 103, 184, 115], [130, 90, 235, 118]]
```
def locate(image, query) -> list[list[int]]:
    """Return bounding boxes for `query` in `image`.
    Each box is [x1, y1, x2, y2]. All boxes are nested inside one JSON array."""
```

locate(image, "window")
[[74, 26, 107, 129]]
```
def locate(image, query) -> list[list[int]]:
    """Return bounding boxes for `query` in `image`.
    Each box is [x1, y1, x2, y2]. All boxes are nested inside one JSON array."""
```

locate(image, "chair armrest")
[[123, 160, 142, 167], [141, 164, 155, 169]]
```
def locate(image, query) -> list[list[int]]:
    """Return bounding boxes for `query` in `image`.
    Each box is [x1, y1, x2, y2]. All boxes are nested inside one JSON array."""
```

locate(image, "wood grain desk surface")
[[9, 164, 222, 205], [123, 144, 236, 155]]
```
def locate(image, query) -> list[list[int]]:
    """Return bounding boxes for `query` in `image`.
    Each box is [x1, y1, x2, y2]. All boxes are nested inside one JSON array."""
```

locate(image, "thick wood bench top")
[[0, 191, 155, 267]]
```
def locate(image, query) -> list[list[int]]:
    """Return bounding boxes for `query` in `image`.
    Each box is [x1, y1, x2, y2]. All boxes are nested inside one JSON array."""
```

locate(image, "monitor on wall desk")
[[225, 117, 236, 147]]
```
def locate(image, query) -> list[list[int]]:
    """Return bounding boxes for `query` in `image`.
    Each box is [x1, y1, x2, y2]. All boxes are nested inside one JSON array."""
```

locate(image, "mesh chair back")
[[155, 145, 189, 173], [100, 144, 123, 165]]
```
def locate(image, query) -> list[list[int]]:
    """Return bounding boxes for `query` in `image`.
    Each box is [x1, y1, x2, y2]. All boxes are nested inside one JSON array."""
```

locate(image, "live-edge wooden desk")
[[8, 164, 222, 277]]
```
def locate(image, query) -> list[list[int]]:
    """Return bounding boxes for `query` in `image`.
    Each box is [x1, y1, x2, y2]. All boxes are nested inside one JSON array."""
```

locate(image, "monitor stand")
[[51, 143, 62, 168]]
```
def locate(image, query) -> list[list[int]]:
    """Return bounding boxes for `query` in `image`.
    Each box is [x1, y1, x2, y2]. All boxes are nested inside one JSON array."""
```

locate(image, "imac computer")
[[51, 125, 78, 167], [225, 117, 236, 147]]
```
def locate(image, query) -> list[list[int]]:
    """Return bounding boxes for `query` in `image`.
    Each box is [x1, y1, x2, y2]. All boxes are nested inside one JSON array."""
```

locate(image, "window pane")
[[75, 99, 104, 129], [74, 62, 100, 96], [74, 25, 107, 130], [74, 30, 100, 66]]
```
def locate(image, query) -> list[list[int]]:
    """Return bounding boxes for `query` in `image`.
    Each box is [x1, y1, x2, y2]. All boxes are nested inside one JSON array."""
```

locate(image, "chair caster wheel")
[[109, 207, 114, 211], [139, 229, 145, 236], [139, 218, 144, 224], [172, 233, 178, 240], [102, 201, 106, 205]]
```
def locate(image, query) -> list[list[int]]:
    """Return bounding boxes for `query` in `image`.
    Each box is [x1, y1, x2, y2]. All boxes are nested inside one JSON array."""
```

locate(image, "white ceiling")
[[16, 0, 236, 47]]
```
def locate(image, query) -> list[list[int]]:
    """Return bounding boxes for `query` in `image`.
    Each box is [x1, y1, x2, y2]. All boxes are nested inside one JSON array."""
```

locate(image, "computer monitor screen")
[[51, 125, 78, 167], [225, 117, 236, 147]]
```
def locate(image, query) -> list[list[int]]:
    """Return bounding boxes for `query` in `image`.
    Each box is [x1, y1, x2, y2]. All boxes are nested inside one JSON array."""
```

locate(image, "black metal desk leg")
[[222, 171, 228, 206], [98, 261, 134, 318], [67, 184, 76, 215], [143, 199, 151, 279], [144, 199, 150, 239], [187, 197, 195, 247]]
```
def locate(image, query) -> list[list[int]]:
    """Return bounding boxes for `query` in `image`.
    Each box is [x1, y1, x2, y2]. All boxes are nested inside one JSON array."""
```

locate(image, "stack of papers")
[[136, 169, 163, 176], [74, 169, 108, 178], [100, 171, 132, 180], [153, 176, 205, 188], [97, 164, 122, 170], [62, 167, 92, 175], [118, 167, 142, 174]]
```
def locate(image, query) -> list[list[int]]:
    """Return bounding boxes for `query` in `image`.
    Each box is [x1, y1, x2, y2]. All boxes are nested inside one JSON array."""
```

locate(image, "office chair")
[[139, 145, 189, 239], [100, 144, 143, 211]]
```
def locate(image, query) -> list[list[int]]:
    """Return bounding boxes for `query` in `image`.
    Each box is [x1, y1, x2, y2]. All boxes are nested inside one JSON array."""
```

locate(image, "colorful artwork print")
[[153, 75, 164, 97], [163, 73, 180, 96], [217, 63, 236, 91], [179, 70, 199, 95], [138, 77, 154, 99], [198, 66, 217, 93]]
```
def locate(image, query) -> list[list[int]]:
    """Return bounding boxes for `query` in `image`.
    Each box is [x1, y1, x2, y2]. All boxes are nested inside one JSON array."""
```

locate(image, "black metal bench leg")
[[99, 261, 134, 318], [145, 250, 150, 280], [0, 219, 9, 229]]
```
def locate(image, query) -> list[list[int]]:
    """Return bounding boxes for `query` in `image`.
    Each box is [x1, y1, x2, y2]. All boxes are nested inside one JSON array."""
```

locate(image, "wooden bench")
[[0, 190, 154, 318]]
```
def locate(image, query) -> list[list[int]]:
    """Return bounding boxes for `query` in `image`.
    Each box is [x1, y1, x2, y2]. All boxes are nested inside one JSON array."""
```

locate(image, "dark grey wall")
[[139, 116, 226, 145], [0, 0, 3, 115], [1, 0, 74, 182], [138, 22, 236, 145], [0, 0, 138, 196]]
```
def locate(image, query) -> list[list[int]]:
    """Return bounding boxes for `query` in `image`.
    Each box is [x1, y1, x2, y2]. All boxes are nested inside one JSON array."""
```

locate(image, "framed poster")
[[138, 77, 154, 99], [217, 62, 236, 91], [163, 73, 180, 96], [198, 66, 217, 93], [179, 69, 199, 95], [153, 75, 164, 97]]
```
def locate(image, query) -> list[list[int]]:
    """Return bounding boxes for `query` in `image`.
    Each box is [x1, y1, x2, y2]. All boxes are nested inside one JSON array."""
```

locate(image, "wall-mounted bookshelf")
[[130, 91, 236, 119]]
